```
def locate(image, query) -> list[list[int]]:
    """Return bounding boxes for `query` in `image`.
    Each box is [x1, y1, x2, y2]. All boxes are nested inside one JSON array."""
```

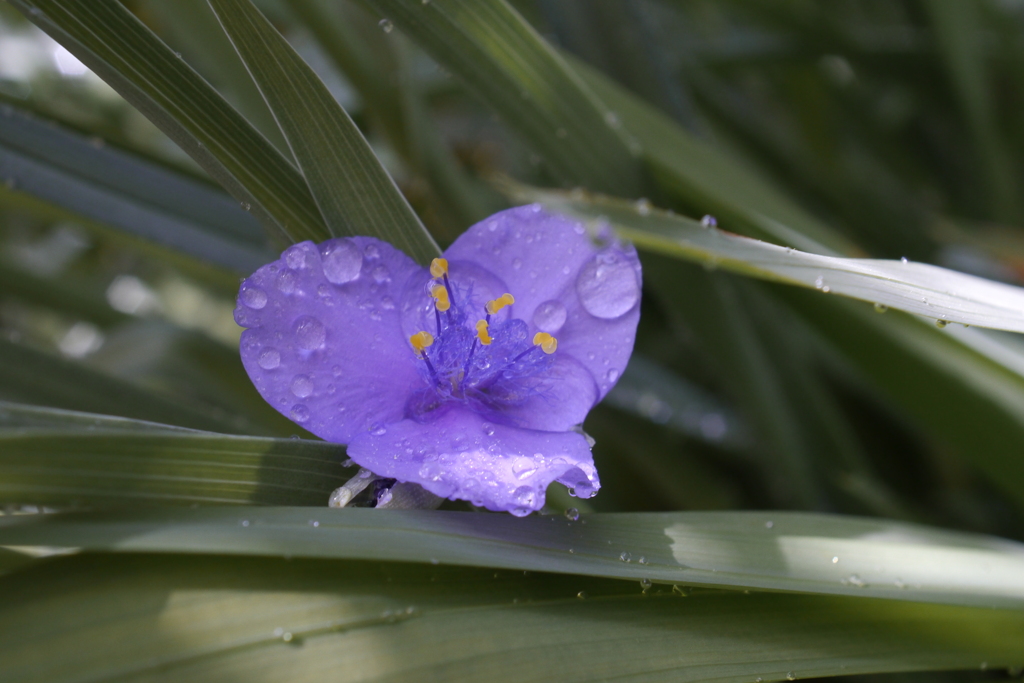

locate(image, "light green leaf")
[[2, 553, 1022, 683], [208, 0, 440, 264], [11, 0, 328, 245], [4, 507, 1024, 609], [358, 0, 643, 196], [0, 406, 347, 506], [570, 55, 859, 255], [509, 185, 1024, 333], [0, 104, 273, 273], [0, 341, 248, 434]]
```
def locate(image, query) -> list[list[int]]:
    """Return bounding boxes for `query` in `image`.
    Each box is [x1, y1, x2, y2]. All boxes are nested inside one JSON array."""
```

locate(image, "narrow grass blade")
[[1, 553, 1022, 683], [10, 0, 329, 245], [510, 185, 1024, 333], [359, 0, 643, 195], [4, 506, 1024, 609], [208, 0, 440, 264]]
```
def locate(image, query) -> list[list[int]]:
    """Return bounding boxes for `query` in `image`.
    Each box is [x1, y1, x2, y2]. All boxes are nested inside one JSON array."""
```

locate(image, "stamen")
[[533, 331, 558, 354], [476, 319, 492, 345], [486, 293, 515, 316], [430, 258, 448, 278], [431, 284, 451, 312], [409, 331, 434, 356]]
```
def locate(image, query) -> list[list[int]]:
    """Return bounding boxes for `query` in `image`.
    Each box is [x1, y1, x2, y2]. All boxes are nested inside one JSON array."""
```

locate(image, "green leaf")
[[0, 341, 249, 434], [358, 0, 643, 196], [11, 0, 328, 245], [2, 553, 1023, 683], [570, 55, 860, 256], [509, 185, 1024, 333], [208, 0, 441, 264], [5, 506, 1024, 609], [0, 407, 347, 506], [0, 104, 272, 272]]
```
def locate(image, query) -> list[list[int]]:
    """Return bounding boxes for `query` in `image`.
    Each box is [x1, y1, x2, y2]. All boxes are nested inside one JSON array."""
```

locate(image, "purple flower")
[[234, 205, 642, 515]]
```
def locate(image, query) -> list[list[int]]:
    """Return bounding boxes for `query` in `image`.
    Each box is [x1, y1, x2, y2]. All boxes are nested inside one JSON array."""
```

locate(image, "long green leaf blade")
[[511, 185, 1024, 332], [4, 507, 1024, 608], [209, 0, 440, 263], [2, 554, 1022, 683], [359, 0, 643, 196], [11, 0, 328, 245]]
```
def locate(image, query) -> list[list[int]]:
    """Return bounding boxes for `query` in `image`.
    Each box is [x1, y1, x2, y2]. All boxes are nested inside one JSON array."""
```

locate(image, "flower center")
[[406, 258, 558, 418]]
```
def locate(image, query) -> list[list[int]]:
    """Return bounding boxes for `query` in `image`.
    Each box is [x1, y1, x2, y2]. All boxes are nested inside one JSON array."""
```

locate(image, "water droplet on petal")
[[372, 265, 391, 283], [284, 244, 309, 270], [605, 369, 619, 383], [513, 486, 538, 508], [257, 348, 281, 370], [533, 300, 567, 333], [276, 271, 296, 294], [322, 239, 362, 284], [512, 457, 537, 480], [576, 252, 639, 319], [294, 316, 326, 350], [291, 374, 313, 398], [240, 286, 267, 309], [290, 404, 310, 422]]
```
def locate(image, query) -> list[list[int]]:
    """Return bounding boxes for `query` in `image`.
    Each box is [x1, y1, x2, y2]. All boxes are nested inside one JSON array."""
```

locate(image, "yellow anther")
[[431, 284, 451, 312], [476, 319, 493, 345], [533, 331, 558, 354], [486, 293, 515, 315], [430, 258, 449, 278], [409, 331, 434, 355]]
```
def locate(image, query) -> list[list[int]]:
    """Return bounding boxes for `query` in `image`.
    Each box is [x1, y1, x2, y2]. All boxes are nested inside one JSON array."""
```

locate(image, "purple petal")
[[481, 353, 598, 432], [443, 205, 641, 400], [347, 407, 599, 515], [235, 237, 424, 443]]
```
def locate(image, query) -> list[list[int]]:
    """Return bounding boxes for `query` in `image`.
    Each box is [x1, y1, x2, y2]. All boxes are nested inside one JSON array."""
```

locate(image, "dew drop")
[[786, 673, 795, 681], [364, 244, 381, 260], [605, 369, 619, 383], [533, 299, 567, 333], [901, 256, 908, 264], [322, 239, 362, 284], [290, 405, 310, 423], [240, 286, 267, 309], [284, 244, 309, 270], [832, 556, 839, 564], [577, 590, 587, 599], [640, 578, 653, 591], [604, 111, 620, 128], [291, 374, 313, 398], [512, 457, 537, 480], [635, 198, 651, 215], [619, 551, 631, 562], [371, 424, 388, 436], [564, 507, 579, 521], [240, 519, 250, 527], [512, 257, 523, 270], [378, 18, 394, 32], [701, 214, 717, 228], [276, 271, 296, 294], [935, 319, 948, 328], [372, 264, 391, 283], [294, 316, 326, 350], [576, 253, 639, 319], [874, 302, 888, 313], [672, 585, 690, 597], [513, 486, 538, 508], [257, 348, 281, 370], [765, 520, 774, 529], [637, 555, 648, 565]]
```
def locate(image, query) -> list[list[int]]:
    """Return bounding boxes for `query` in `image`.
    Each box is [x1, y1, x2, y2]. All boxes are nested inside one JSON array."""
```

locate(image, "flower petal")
[[443, 205, 641, 400], [475, 353, 598, 432], [235, 237, 424, 443], [347, 407, 599, 515]]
